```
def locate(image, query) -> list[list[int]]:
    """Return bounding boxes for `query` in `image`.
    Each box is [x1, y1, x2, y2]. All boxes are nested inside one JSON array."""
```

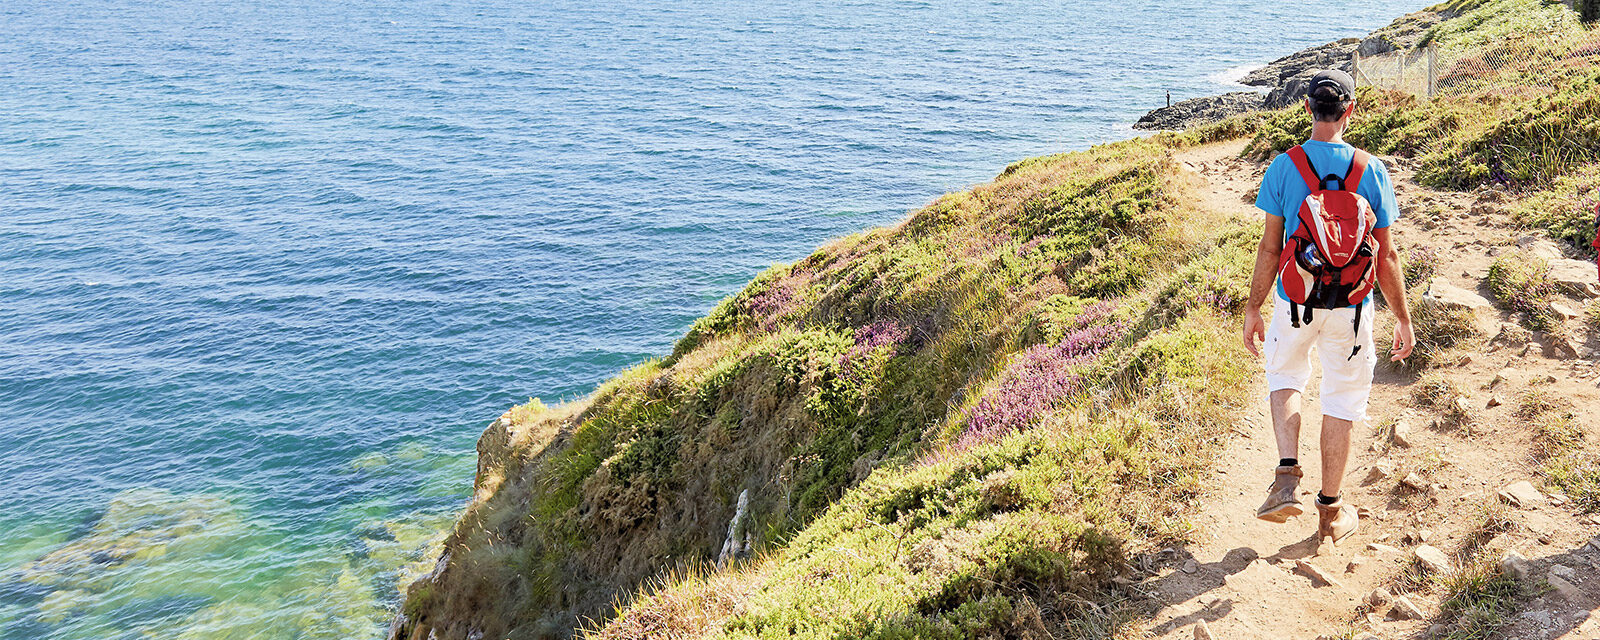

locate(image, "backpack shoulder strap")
[[1286, 145, 1322, 192], [1344, 150, 1371, 193]]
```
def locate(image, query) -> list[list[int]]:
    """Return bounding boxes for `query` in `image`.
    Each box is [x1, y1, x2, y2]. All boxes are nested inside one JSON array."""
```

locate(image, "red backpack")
[[1276, 145, 1379, 359]]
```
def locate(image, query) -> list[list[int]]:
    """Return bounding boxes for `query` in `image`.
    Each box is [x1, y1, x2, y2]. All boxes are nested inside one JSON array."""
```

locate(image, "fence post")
[[1428, 45, 1438, 97], [1353, 51, 1363, 86]]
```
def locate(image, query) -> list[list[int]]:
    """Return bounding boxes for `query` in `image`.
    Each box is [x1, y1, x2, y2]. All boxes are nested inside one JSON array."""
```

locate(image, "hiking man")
[[1241, 70, 1414, 545]]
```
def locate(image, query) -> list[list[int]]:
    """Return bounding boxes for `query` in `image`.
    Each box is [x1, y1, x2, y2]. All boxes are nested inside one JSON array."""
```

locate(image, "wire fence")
[[1353, 25, 1600, 98]]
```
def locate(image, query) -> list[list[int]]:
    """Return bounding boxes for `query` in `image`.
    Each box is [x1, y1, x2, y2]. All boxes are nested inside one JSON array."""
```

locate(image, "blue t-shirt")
[[1254, 140, 1399, 306]]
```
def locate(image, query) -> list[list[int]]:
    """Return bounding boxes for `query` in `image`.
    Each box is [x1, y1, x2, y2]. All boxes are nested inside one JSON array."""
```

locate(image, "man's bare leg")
[[1316, 414, 1360, 545], [1257, 389, 1306, 522], [1270, 389, 1302, 460], [1319, 415, 1354, 498]]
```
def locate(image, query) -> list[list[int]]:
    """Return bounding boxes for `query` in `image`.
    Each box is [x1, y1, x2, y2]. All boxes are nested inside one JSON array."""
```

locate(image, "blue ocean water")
[[0, 0, 1433, 636]]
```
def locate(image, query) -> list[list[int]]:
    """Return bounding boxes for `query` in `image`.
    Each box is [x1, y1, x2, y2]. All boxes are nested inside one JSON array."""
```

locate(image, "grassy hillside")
[[391, 2, 1600, 638]]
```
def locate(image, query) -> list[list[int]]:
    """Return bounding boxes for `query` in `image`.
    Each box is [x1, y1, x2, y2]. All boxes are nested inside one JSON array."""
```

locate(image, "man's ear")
[[1343, 101, 1357, 122]]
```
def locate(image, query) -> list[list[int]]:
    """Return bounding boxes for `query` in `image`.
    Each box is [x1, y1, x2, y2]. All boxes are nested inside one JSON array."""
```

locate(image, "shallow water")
[[0, 0, 1431, 636]]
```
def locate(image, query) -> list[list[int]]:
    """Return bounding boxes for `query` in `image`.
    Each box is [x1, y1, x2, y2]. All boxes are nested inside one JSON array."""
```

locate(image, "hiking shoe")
[[1255, 465, 1304, 523], [1317, 498, 1359, 546]]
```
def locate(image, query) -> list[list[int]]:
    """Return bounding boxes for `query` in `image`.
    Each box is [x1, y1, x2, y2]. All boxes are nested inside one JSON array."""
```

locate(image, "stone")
[[1419, 529, 1435, 542], [1498, 481, 1546, 508], [1414, 545, 1451, 574], [1547, 574, 1582, 601], [1367, 587, 1393, 607], [1389, 595, 1425, 620], [14, 489, 242, 590], [1551, 564, 1576, 580], [1423, 277, 1493, 314], [1182, 559, 1198, 574], [1490, 367, 1514, 388], [1517, 236, 1566, 261], [1134, 92, 1266, 131], [1194, 620, 1214, 640], [1452, 395, 1475, 418], [1366, 462, 1395, 482], [1548, 334, 1582, 360], [1487, 394, 1504, 408], [350, 451, 389, 470], [716, 489, 752, 568], [35, 589, 92, 624], [1368, 542, 1402, 554], [1358, 35, 1397, 56], [1402, 472, 1429, 491], [1295, 559, 1344, 588], [1347, 556, 1367, 572], [1456, 353, 1474, 366], [1551, 301, 1581, 320], [1500, 551, 1530, 580], [1548, 257, 1600, 298], [1390, 420, 1413, 448]]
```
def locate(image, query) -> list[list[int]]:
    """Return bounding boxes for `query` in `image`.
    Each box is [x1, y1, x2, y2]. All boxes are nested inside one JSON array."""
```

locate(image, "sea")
[[0, 0, 1433, 637]]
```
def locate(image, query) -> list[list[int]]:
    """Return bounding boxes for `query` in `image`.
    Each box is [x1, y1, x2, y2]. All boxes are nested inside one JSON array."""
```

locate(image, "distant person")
[[1592, 198, 1600, 283], [1241, 70, 1414, 546]]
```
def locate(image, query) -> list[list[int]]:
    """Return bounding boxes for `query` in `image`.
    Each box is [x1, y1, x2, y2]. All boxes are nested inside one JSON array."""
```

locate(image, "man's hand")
[[1244, 215, 1286, 358], [1243, 307, 1266, 357], [1390, 319, 1415, 362]]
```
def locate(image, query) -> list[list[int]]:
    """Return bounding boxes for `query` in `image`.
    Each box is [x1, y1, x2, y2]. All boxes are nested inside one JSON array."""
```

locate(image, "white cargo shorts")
[[1263, 302, 1377, 423]]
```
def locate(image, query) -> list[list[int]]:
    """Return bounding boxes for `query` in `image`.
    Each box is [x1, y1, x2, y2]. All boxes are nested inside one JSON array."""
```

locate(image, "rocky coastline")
[[1134, 8, 1443, 130]]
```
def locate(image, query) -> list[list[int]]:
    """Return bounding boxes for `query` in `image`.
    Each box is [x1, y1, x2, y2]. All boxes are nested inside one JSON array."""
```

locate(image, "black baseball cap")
[[1309, 69, 1356, 102]]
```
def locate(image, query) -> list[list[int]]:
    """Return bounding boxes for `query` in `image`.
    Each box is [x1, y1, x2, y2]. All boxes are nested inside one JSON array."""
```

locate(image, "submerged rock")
[[11, 488, 242, 591]]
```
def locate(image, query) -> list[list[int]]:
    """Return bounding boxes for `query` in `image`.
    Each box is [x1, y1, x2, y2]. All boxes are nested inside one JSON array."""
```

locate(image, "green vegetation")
[[1393, 503, 1520, 640], [1517, 379, 1599, 512], [1401, 292, 1482, 372], [1436, 558, 1521, 640], [1486, 250, 1561, 330]]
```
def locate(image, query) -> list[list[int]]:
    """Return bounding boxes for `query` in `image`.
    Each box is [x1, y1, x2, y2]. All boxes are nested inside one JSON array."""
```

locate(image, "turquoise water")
[[0, 0, 1432, 636]]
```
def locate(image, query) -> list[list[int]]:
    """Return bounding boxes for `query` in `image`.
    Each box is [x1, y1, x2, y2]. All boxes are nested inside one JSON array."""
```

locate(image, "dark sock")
[[1317, 493, 1339, 505], [1279, 458, 1298, 468]]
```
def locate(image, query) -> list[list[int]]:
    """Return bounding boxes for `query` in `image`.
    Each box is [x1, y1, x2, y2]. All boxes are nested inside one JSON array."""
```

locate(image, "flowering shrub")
[[837, 319, 910, 382], [1403, 245, 1440, 285], [1191, 267, 1240, 312], [1486, 251, 1560, 330], [745, 277, 801, 330], [958, 302, 1127, 449]]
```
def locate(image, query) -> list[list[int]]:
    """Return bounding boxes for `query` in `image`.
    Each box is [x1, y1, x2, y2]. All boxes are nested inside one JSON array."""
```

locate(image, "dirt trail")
[[1130, 140, 1600, 640]]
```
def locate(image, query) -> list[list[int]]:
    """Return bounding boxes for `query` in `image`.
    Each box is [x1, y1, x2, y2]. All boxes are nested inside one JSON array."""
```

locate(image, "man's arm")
[[1373, 226, 1415, 361], [1242, 214, 1285, 357]]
